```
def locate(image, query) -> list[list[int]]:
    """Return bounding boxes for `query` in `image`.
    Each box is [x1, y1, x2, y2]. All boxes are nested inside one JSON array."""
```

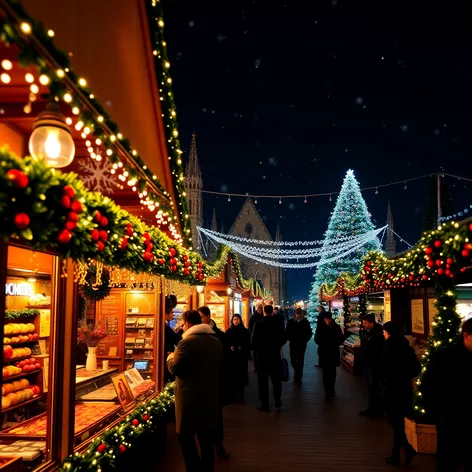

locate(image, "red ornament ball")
[[422, 274, 428, 280], [158, 258, 165, 265], [99, 230, 108, 242], [469, 223, 472, 232], [434, 240, 442, 248], [143, 252, 154, 263], [6, 169, 29, 189], [70, 200, 83, 214], [65, 220, 77, 231], [94, 210, 102, 223], [445, 269, 451, 276], [131, 419, 139, 427], [169, 247, 176, 257], [435, 259, 443, 267], [61, 195, 71, 209], [14, 212, 30, 229], [100, 216, 108, 227], [120, 237, 128, 250], [126, 225, 133, 237], [146, 243, 153, 252], [91, 229, 100, 242], [97, 241, 105, 252], [424, 247, 433, 255], [184, 268, 190, 275], [170, 265, 177, 272], [143, 232, 151, 242], [446, 258, 454, 265], [119, 445, 126, 454], [169, 257, 177, 266], [437, 268, 444, 275], [183, 254, 189, 262], [462, 249, 470, 258], [143, 414, 149, 421], [58, 229, 72, 244], [198, 261, 203, 268], [63, 185, 76, 199], [97, 443, 106, 453], [67, 211, 79, 222], [427, 260, 434, 268]]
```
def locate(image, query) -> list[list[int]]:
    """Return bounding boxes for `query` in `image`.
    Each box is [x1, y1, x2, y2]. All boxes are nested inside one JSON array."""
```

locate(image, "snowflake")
[[78, 158, 116, 195]]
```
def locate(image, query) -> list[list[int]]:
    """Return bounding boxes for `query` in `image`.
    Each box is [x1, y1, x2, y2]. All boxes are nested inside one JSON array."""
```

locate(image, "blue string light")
[[440, 204, 472, 221]]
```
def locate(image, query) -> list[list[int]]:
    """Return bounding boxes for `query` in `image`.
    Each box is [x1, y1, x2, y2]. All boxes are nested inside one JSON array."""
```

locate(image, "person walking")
[[198, 306, 229, 459], [167, 310, 223, 472], [286, 307, 313, 385], [314, 305, 327, 367], [359, 312, 384, 418], [164, 295, 181, 383], [381, 322, 421, 466], [248, 303, 264, 372], [314, 311, 344, 399], [226, 314, 250, 401], [421, 317, 472, 472], [251, 304, 286, 412]]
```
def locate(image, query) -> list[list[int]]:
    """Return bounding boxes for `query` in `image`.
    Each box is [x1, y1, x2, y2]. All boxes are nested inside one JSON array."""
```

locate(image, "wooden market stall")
[[0, 0, 200, 470]]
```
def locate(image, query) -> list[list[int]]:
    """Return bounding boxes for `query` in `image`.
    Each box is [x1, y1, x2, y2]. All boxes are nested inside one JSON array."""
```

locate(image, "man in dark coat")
[[314, 311, 344, 398], [286, 308, 313, 385], [421, 317, 472, 472], [164, 295, 181, 383], [251, 304, 286, 411], [381, 322, 420, 466], [248, 303, 264, 372], [198, 306, 229, 459], [359, 312, 384, 418], [314, 305, 327, 367], [167, 310, 223, 472]]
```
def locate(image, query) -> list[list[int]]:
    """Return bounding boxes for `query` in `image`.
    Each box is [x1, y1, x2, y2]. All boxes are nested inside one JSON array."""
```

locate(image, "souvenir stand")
[[0, 0, 205, 470]]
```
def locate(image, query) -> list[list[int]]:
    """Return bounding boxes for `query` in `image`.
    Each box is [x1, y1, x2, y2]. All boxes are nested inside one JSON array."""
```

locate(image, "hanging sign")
[[5, 283, 34, 296]]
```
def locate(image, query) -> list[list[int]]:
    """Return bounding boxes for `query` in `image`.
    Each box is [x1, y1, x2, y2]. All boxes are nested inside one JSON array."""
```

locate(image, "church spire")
[[275, 221, 283, 242], [184, 131, 203, 252], [208, 208, 218, 261], [385, 201, 396, 258], [211, 208, 217, 231]]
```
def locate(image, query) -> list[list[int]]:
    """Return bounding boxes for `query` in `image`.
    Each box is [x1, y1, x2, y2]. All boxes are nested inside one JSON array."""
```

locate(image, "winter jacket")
[[248, 311, 264, 338], [314, 321, 344, 367], [226, 324, 250, 390], [360, 322, 384, 370], [286, 318, 313, 346], [167, 324, 223, 434], [421, 342, 472, 423], [382, 334, 421, 414], [251, 315, 286, 365]]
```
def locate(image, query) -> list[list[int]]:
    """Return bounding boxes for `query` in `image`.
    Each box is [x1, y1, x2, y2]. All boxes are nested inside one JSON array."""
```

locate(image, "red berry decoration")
[[143, 252, 154, 263], [198, 261, 203, 268], [427, 260, 434, 268], [158, 258, 165, 265], [184, 268, 190, 275], [97, 241, 105, 252], [446, 258, 454, 265], [119, 445, 126, 454], [99, 230, 108, 242], [170, 265, 177, 272], [198, 274, 204, 281], [469, 223, 472, 232], [126, 224, 133, 236], [462, 249, 470, 258], [169, 247, 176, 257], [63, 185, 76, 199], [58, 229, 72, 244], [61, 196, 71, 209], [183, 254, 189, 262], [143, 414, 149, 421], [67, 211, 79, 222], [71, 200, 83, 213], [146, 243, 153, 252], [445, 269, 451, 276], [434, 240, 442, 248], [100, 216, 108, 227], [94, 210, 102, 223], [143, 232, 151, 242], [424, 247, 433, 255], [6, 169, 29, 189], [120, 237, 128, 250], [65, 220, 77, 231], [97, 443, 106, 453], [132, 419, 139, 426], [435, 259, 442, 267], [437, 268, 444, 275], [170, 257, 177, 266], [91, 229, 100, 241], [14, 212, 30, 229]]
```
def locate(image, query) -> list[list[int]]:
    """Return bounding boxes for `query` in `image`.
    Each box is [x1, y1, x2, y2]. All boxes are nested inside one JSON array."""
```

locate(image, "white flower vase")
[[86, 346, 97, 371]]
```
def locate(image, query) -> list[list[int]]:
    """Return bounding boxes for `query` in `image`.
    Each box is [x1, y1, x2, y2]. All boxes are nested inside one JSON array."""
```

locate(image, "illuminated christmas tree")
[[308, 170, 380, 325]]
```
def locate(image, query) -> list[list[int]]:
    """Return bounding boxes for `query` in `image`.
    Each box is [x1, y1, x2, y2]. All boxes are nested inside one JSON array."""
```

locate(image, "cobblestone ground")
[[158, 343, 436, 472]]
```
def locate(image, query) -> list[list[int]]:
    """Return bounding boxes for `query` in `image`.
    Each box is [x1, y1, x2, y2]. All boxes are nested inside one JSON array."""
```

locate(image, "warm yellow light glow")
[[226, 287, 233, 295], [65, 117, 73, 125], [47, 29, 55, 37], [1, 59, 12, 70], [72, 107, 80, 115], [25, 73, 34, 83], [97, 116, 104, 123], [56, 69, 65, 78], [63, 93, 72, 103], [39, 74, 50, 86], [20, 22, 31, 34], [0, 73, 11, 84], [30, 84, 39, 94], [78, 78, 87, 87]]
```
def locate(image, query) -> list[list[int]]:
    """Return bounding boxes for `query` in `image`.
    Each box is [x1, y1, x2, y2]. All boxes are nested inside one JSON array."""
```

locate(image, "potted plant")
[[77, 319, 107, 371]]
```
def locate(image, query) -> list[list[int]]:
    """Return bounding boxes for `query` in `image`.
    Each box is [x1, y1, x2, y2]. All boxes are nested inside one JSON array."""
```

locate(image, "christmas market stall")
[[0, 0, 206, 470], [319, 217, 472, 452]]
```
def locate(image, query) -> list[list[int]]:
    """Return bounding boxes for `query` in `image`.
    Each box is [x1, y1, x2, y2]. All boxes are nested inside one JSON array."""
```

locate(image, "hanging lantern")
[[28, 101, 75, 168]]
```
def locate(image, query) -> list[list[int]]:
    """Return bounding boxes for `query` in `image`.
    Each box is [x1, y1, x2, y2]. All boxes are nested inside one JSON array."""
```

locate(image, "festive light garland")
[[201, 226, 386, 269], [440, 203, 472, 222], [0, 0, 191, 246], [198, 226, 386, 259], [58, 383, 175, 472]]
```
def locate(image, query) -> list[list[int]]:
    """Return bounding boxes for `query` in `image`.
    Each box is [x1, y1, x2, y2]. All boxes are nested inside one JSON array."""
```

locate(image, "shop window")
[[1, 246, 56, 468]]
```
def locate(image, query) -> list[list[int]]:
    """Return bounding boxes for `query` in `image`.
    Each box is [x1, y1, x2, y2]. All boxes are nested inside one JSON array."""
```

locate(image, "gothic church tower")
[[385, 201, 396, 258], [184, 132, 203, 251]]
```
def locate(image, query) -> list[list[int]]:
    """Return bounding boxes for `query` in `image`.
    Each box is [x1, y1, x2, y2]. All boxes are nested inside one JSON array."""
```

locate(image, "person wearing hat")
[[359, 312, 384, 418]]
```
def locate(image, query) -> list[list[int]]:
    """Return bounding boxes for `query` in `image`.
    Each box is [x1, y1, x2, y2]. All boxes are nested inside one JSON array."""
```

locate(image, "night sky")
[[162, 0, 472, 302]]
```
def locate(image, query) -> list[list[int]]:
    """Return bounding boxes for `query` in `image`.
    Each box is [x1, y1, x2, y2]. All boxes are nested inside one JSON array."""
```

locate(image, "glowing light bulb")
[[47, 29, 55, 37], [44, 131, 61, 159], [39, 74, 50, 85], [21, 22, 31, 34], [0, 73, 11, 84], [25, 73, 34, 83], [1, 60, 12, 70], [78, 78, 87, 87]]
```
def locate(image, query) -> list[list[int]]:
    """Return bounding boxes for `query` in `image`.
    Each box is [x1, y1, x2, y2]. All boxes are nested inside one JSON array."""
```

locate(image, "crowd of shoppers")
[[166, 301, 471, 472]]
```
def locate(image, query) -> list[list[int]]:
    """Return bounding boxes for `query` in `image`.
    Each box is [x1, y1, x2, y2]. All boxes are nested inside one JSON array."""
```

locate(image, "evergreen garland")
[[5, 308, 39, 320], [79, 266, 112, 302]]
